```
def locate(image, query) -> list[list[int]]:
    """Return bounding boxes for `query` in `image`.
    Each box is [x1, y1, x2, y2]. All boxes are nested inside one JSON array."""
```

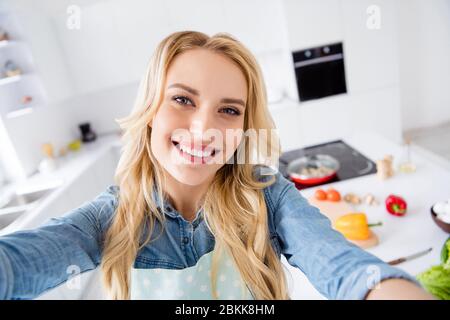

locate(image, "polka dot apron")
[[131, 245, 254, 300]]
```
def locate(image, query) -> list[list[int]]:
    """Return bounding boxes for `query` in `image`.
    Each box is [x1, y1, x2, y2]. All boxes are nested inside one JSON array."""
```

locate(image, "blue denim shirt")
[[0, 169, 418, 300]]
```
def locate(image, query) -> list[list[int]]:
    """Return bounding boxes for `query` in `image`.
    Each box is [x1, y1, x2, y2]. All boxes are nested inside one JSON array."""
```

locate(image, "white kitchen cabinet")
[[221, 0, 287, 55], [282, 0, 344, 50], [269, 102, 302, 152], [341, 0, 400, 93], [294, 86, 403, 146], [91, 146, 118, 191], [282, 0, 400, 94], [164, 0, 229, 37], [276, 0, 403, 145]]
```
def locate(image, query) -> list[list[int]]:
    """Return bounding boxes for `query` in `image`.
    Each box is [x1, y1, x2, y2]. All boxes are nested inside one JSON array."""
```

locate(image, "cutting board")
[[308, 197, 379, 249]]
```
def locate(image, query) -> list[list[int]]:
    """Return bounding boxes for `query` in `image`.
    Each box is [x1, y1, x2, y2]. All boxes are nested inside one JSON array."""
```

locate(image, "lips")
[[171, 139, 219, 164]]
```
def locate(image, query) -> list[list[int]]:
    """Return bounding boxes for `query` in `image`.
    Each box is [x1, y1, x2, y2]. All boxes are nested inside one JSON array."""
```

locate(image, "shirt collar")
[[152, 187, 204, 225], [152, 187, 175, 217]]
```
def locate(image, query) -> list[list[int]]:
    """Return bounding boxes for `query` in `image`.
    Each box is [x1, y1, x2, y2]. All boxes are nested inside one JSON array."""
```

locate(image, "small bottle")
[[398, 139, 416, 173], [38, 143, 58, 174]]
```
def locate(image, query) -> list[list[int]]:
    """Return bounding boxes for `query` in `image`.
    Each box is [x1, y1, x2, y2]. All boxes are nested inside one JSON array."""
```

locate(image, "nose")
[[189, 110, 215, 144], [189, 119, 204, 136]]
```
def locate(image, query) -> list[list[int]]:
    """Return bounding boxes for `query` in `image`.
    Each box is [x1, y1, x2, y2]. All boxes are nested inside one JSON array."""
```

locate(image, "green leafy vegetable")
[[417, 265, 450, 300], [441, 237, 450, 270], [417, 237, 450, 300]]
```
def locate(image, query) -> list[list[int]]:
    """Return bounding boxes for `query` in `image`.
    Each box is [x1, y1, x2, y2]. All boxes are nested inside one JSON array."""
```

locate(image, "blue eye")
[[173, 95, 193, 106], [172, 95, 241, 116], [221, 107, 241, 116]]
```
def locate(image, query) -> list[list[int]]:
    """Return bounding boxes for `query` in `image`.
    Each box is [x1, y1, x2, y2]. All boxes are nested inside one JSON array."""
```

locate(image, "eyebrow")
[[167, 83, 246, 108]]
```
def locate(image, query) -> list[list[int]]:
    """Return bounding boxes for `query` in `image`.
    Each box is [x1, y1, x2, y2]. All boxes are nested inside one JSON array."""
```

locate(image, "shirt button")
[[182, 237, 189, 244]]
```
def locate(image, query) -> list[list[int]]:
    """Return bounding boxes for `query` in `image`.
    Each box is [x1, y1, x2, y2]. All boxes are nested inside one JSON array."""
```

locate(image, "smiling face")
[[150, 48, 248, 186]]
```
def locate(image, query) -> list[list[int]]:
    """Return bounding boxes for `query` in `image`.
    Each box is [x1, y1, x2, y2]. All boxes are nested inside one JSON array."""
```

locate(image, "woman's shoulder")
[[93, 185, 120, 224], [61, 184, 120, 232], [101, 185, 120, 203], [84, 185, 119, 216]]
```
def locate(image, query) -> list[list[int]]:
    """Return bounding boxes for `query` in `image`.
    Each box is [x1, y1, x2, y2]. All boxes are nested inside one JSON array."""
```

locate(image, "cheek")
[[150, 107, 176, 153], [221, 124, 245, 159], [150, 124, 164, 159]]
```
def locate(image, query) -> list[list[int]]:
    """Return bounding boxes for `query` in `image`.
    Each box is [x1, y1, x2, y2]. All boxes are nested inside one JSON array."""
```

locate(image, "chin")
[[168, 164, 216, 186]]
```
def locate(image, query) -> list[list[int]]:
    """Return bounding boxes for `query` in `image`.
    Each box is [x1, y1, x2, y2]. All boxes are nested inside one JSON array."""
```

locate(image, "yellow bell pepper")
[[334, 213, 371, 240]]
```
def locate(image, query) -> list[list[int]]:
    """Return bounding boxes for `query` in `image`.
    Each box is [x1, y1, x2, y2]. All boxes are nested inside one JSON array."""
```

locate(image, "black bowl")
[[431, 206, 450, 233]]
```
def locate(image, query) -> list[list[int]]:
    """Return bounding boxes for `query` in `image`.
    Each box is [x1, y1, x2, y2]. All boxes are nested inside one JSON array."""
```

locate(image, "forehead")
[[165, 48, 248, 101]]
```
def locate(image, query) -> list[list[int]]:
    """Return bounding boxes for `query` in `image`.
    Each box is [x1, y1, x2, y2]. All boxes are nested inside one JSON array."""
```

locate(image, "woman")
[[0, 31, 433, 300]]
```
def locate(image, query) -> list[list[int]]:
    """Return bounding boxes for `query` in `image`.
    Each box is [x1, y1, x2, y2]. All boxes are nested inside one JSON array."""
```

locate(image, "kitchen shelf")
[[0, 73, 46, 118], [0, 10, 47, 120], [6, 106, 33, 119], [0, 74, 22, 86], [0, 40, 19, 49], [0, 8, 44, 184]]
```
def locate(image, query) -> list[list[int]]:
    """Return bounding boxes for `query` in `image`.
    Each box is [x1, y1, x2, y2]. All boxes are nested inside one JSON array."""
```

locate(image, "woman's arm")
[[366, 278, 435, 300], [0, 185, 117, 299], [267, 172, 427, 300]]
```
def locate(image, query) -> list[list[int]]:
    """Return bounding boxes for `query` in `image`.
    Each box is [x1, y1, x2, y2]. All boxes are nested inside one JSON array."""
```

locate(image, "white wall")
[[396, 0, 450, 131]]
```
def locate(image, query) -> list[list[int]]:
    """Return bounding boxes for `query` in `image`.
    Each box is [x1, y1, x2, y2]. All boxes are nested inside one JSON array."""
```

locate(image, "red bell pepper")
[[385, 194, 407, 216]]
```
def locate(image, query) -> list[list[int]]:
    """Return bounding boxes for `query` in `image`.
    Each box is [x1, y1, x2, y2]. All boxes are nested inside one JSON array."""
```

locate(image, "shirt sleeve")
[[271, 174, 421, 300], [0, 185, 118, 300]]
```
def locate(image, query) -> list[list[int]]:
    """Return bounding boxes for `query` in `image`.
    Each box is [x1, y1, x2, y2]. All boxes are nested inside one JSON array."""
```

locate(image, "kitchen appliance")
[[292, 42, 347, 102], [79, 122, 97, 143], [279, 140, 377, 190]]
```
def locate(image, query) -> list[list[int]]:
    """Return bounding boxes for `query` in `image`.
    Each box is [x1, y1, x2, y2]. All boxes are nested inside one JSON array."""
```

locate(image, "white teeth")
[[177, 143, 213, 158]]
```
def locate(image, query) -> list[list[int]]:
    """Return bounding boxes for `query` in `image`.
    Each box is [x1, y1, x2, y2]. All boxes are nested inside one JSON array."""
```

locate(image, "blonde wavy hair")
[[101, 31, 290, 300]]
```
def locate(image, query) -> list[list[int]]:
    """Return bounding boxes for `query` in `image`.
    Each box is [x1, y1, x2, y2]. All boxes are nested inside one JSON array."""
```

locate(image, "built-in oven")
[[292, 42, 347, 102]]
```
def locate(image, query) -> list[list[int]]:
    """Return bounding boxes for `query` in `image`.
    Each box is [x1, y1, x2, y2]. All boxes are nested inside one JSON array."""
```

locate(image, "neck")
[[163, 172, 214, 222]]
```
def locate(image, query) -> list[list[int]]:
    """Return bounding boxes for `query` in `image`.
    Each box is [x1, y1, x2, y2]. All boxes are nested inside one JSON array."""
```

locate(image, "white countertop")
[[284, 131, 450, 299], [0, 132, 122, 235]]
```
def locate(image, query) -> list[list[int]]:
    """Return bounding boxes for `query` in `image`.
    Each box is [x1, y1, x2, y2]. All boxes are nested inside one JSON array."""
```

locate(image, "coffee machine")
[[78, 122, 97, 143]]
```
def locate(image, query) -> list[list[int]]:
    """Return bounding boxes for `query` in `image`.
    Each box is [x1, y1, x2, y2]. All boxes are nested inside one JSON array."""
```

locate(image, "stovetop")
[[278, 140, 377, 189]]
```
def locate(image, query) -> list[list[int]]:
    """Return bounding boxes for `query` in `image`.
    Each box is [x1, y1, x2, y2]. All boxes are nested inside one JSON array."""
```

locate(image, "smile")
[[171, 140, 218, 164]]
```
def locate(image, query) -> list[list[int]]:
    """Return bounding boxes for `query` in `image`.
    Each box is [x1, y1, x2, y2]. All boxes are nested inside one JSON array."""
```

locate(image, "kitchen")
[[0, 0, 449, 301]]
